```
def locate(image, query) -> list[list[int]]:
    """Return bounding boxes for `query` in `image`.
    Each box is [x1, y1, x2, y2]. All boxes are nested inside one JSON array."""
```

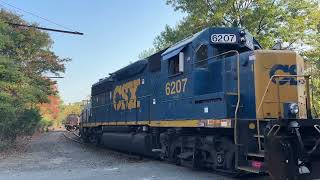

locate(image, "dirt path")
[[0, 131, 241, 180]]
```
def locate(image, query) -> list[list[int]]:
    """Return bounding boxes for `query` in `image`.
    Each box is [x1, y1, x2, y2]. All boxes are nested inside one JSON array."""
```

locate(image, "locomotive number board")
[[211, 34, 237, 43]]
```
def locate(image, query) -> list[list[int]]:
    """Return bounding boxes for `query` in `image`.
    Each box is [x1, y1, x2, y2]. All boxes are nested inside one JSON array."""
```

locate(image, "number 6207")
[[165, 78, 188, 96]]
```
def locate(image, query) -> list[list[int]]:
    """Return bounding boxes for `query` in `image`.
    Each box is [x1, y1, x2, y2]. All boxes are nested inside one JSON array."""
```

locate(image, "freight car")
[[64, 114, 79, 131], [79, 27, 320, 179]]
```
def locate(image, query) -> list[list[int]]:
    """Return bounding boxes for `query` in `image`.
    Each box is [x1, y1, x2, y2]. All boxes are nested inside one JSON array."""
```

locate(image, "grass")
[[0, 139, 13, 151]]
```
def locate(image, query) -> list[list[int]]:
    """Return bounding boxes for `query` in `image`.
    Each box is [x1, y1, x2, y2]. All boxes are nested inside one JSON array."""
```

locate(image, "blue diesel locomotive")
[[80, 27, 320, 179]]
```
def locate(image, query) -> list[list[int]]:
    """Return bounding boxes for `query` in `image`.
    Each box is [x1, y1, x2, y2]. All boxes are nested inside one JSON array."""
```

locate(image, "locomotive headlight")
[[289, 103, 299, 115], [239, 30, 246, 36]]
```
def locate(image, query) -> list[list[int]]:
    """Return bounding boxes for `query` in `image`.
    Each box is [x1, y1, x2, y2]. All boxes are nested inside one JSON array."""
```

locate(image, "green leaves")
[[155, 0, 320, 53], [138, 48, 156, 59], [0, 10, 69, 140]]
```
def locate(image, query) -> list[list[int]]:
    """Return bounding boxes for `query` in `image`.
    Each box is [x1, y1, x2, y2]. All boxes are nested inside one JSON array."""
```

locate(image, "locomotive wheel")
[[88, 134, 101, 146], [212, 137, 237, 174], [160, 139, 181, 165], [160, 130, 179, 163], [81, 134, 90, 143], [171, 147, 181, 165], [79, 129, 90, 143]]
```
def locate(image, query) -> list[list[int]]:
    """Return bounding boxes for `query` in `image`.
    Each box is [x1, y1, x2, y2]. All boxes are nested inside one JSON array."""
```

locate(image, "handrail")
[[256, 74, 310, 151], [233, 51, 240, 146], [267, 124, 280, 136], [193, 50, 239, 67]]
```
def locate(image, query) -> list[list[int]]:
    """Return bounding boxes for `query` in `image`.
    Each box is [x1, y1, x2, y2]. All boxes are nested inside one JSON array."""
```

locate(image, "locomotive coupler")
[[265, 119, 320, 180]]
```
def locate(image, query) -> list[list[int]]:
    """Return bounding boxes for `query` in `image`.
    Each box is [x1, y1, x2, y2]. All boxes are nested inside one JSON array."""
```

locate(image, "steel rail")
[[63, 131, 84, 144]]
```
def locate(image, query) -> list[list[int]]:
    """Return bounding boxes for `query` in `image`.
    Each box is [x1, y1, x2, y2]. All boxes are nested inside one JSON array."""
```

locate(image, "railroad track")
[[63, 130, 84, 144]]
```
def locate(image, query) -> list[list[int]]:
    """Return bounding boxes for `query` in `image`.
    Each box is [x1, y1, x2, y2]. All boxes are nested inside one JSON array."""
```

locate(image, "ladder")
[[256, 75, 311, 151], [238, 75, 311, 174]]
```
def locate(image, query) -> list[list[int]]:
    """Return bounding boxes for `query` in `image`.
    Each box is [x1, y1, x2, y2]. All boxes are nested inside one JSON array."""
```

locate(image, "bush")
[[0, 140, 11, 151], [18, 109, 42, 135], [39, 118, 54, 132], [0, 106, 42, 141], [0, 10, 68, 146], [0, 93, 20, 141]]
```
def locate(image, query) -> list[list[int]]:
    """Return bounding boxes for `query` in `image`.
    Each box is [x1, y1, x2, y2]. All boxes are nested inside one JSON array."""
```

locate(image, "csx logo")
[[113, 79, 141, 111], [269, 64, 297, 85]]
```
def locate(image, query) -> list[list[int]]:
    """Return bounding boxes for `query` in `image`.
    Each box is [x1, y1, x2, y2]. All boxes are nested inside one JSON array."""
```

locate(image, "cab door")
[[160, 46, 192, 121]]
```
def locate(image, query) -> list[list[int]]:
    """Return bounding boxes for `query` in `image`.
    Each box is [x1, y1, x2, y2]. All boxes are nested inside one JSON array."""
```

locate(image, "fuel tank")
[[101, 132, 157, 157]]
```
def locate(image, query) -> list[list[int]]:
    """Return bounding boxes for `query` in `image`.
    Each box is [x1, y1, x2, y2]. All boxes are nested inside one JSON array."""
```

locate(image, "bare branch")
[[256, 14, 267, 35], [205, 0, 215, 14], [223, 16, 234, 26], [256, 0, 276, 35], [284, 39, 298, 50]]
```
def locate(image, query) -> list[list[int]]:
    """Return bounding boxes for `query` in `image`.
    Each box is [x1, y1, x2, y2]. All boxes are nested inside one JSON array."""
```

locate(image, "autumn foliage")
[[37, 84, 61, 128], [0, 10, 69, 143]]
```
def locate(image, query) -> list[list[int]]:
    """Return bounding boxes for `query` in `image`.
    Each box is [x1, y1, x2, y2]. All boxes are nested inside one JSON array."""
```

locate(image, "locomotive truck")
[[79, 27, 320, 179]]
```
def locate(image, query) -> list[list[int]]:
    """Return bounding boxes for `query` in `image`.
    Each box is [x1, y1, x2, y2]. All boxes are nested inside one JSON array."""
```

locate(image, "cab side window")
[[195, 44, 208, 68], [168, 55, 180, 75], [92, 96, 98, 107]]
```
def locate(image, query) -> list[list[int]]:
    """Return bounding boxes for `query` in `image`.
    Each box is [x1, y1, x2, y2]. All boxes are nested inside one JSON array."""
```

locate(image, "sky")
[[2, 0, 185, 103]]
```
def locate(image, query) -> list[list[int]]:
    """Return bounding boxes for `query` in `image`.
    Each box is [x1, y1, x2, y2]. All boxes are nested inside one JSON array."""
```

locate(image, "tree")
[[0, 10, 70, 104], [57, 102, 83, 125], [38, 85, 62, 129], [138, 48, 156, 59], [0, 9, 69, 141], [154, 0, 320, 53], [0, 57, 42, 140], [0, 57, 25, 140]]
